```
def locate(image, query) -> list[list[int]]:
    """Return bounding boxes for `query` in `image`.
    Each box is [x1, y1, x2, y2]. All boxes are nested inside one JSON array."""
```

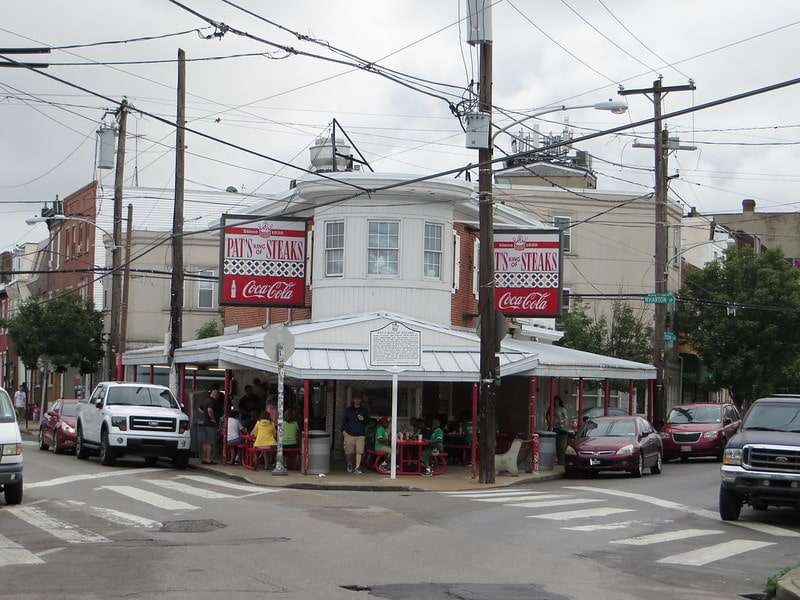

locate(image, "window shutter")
[[472, 240, 480, 300], [452, 230, 461, 293], [306, 228, 314, 288]]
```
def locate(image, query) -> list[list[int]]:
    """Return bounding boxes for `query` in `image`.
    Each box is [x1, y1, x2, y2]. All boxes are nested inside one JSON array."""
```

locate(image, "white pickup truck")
[[76, 382, 191, 468]]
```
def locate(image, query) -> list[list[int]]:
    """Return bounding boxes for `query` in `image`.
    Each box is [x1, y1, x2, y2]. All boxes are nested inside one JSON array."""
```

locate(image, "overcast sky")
[[2, 0, 800, 251]]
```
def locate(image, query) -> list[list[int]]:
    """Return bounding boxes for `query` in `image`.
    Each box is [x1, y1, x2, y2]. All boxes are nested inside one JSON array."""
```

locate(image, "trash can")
[[536, 431, 557, 471], [308, 430, 331, 474]]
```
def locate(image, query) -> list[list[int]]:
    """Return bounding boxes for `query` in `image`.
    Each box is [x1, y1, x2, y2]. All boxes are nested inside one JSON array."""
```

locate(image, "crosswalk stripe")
[[98, 485, 199, 511], [657, 539, 774, 566], [527, 507, 635, 521], [62, 501, 161, 529], [446, 492, 548, 500], [610, 529, 723, 547], [6, 506, 110, 544], [175, 475, 280, 494], [0, 533, 44, 566], [733, 522, 800, 538], [473, 494, 570, 503], [443, 489, 539, 496], [510, 498, 603, 510], [562, 521, 637, 532], [145, 479, 235, 500]]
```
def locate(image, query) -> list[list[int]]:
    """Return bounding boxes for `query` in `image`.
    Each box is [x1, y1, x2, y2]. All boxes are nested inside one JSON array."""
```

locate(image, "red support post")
[[303, 379, 310, 475], [529, 376, 537, 473], [223, 369, 231, 465], [577, 377, 585, 430], [604, 379, 610, 416], [149, 365, 154, 384], [548, 377, 556, 431], [628, 380, 635, 415], [471, 382, 478, 480], [647, 379, 655, 423]]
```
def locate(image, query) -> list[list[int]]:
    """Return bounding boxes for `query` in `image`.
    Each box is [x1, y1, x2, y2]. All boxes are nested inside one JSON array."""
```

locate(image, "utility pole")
[[168, 48, 186, 395], [119, 203, 133, 355], [619, 77, 695, 421], [107, 99, 128, 381]]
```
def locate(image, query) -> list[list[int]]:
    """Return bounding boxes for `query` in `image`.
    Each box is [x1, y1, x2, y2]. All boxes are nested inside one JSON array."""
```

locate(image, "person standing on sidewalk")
[[342, 395, 368, 474], [554, 396, 570, 465], [14, 385, 26, 423]]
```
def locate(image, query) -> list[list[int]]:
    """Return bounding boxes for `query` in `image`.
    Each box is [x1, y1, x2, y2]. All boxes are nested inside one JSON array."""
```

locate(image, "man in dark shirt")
[[342, 395, 368, 474]]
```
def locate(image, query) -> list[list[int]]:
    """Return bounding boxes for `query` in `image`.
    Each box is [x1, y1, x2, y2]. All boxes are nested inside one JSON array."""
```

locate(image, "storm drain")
[[160, 519, 227, 533], [341, 583, 570, 599]]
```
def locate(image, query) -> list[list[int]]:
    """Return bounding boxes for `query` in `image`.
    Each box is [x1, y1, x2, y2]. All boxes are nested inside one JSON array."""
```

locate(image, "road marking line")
[[36, 548, 64, 558], [145, 479, 235, 500], [527, 507, 635, 521], [446, 491, 549, 500], [565, 486, 800, 538], [175, 475, 280, 494], [97, 485, 198, 511], [27, 468, 163, 489], [443, 489, 542, 496], [473, 494, 571, 503], [610, 529, 723, 546], [6, 507, 110, 544], [0, 533, 44, 566], [657, 539, 774, 566], [563, 521, 637, 532], [61, 501, 161, 529], [510, 498, 603, 510]]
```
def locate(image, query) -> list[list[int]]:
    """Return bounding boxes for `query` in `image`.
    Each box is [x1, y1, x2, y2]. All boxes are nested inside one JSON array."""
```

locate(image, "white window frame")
[[367, 220, 400, 277], [324, 220, 345, 277], [553, 215, 572, 253], [451, 230, 461, 292], [197, 270, 216, 309], [423, 222, 443, 280]]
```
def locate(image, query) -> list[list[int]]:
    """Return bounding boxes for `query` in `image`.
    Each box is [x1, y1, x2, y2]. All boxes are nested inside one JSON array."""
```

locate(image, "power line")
[[50, 27, 213, 50], [35, 51, 293, 67]]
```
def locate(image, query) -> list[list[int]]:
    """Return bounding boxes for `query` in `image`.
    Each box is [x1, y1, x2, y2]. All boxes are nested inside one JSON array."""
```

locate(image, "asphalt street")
[[2, 442, 799, 600]]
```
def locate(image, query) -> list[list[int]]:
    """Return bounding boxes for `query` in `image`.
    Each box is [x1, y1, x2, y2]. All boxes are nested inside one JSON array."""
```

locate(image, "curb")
[[778, 567, 800, 600], [190, 463, 563, 492]]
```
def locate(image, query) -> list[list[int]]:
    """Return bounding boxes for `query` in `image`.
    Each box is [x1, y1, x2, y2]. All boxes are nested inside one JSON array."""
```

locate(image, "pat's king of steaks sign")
[[219, 214, 308, 307], [494, 228, 563, 317]]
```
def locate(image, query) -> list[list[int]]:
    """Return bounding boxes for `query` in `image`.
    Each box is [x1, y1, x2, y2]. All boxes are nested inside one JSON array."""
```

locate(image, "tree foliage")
[[1, 295, 104, 374], [678, 245, 800, 404], [195, 319, 222, 340], [556, 301, 653, 363]]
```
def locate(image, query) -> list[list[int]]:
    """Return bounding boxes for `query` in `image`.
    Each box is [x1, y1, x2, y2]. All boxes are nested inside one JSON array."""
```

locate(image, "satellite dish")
[[263, 325, 295, 363], [476, 311, 510, 347]]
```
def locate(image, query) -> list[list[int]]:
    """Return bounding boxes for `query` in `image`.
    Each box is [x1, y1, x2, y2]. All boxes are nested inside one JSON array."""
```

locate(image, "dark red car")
[[660, 403, 741, 461], [39, 399, 79, 453], [565, 416, 663, 477]]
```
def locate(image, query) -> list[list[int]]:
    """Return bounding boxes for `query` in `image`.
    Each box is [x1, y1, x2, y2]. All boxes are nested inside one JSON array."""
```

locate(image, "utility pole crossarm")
[[619, 83, 696, 96]]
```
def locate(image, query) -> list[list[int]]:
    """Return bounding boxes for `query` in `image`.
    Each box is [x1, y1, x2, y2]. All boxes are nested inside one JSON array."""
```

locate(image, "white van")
[[0, 387, 23, 505]]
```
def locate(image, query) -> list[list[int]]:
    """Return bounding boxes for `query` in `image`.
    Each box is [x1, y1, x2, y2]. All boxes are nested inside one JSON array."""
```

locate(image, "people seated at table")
[[375, 416, 392, 470], [226, 409, 244, 464], [251, 411, 277, 448], [238, 385, 258, 427], [282, 409, 299, 449], [423, 418, 445, 476]]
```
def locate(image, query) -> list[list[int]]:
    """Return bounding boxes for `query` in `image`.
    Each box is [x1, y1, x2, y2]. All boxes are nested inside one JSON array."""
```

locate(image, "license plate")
[[589, 458, 600, 466], [681, 445, 692, 452]]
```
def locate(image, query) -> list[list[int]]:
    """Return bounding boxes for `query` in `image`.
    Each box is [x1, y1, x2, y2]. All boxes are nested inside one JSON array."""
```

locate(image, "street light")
[[491, 99, 629, 146], [25, 214, 120, 249]]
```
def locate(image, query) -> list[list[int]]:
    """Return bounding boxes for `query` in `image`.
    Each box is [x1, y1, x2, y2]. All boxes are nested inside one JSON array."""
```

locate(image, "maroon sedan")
[[565, 416, 663, 477], [39, 399, 79, 453], [660, 403, 741, 461]]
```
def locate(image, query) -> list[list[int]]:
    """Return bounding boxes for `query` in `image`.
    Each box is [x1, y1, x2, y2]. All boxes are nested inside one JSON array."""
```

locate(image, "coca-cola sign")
[[494, 228, 562, 317], [219, 214, 308, 307]]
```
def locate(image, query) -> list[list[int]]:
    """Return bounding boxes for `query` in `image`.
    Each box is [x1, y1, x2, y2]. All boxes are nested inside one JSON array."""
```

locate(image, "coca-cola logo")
[[497, 291, 551, 312], [242, 280, 296, 300]]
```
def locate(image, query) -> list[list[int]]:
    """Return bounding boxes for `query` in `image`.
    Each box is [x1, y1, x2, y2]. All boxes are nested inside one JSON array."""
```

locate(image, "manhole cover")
[[160, 519, 226, 533]]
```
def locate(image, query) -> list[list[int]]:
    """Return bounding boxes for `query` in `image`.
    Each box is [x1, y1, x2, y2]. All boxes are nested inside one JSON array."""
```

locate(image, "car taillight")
[[2, 444, 22, 456]]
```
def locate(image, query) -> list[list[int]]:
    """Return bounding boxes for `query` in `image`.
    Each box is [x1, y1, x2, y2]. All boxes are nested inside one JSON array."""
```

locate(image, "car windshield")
[[106, 387, 178, 409], [0, 389, 14, 423], [667, 406, 721, 424], [743, 403, 800, 433], [580, 419, 637, 438], [60, 404, 79, 417]]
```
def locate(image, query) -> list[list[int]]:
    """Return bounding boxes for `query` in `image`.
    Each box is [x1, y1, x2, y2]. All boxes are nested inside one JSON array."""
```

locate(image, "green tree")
[[678, 245, 800, 405], [196, 319, 222, 339]]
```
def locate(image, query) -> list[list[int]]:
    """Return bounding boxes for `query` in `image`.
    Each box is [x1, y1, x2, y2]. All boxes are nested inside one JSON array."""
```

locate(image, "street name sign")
[[664, 330, 677, 342], [644, 292, 675, 304]]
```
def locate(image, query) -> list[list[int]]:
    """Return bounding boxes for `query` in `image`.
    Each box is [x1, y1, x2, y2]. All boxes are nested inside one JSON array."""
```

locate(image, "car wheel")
[[630, 453, 644, 478], [4, 479, 22, 505], [172, 453, 190, 470], [38, 428, 49, 451], [99, 429, 115, 466], [75, 426, 90, 460], [144, 456, 158, 467], [719, 485, 742, 521], [651, 452, 663, 475]]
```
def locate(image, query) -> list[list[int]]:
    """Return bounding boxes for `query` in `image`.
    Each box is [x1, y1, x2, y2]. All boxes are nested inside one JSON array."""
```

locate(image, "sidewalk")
[[778, 567, 800, 600], [192, 462, 564, 492]]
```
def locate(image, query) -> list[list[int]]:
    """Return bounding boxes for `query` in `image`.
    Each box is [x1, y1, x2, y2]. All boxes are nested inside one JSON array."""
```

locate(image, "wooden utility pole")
[[107, 99, 128, 381], [477, 34, 497, 484], [620, 78, 694, 421], [168, 49, 186, 393], [119, 203, 133, 355]]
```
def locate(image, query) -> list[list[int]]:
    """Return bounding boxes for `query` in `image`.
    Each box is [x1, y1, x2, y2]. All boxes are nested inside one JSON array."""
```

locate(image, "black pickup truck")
[[719, 395, 800, 521]]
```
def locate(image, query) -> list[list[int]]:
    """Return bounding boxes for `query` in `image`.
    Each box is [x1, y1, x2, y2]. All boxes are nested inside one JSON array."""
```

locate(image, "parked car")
[[39, 399, 79, 453], [565, 415, 663, 477], [76, 382, 191, 468], [569, 406, 629, 431], [719, 394, 800, 521], [0, 386, 23, 505], [660, 403, 741, 461]]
